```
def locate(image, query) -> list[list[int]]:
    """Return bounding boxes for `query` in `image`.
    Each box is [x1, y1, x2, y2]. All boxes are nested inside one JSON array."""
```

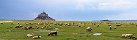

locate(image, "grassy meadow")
[[0, 20, 137, 40]]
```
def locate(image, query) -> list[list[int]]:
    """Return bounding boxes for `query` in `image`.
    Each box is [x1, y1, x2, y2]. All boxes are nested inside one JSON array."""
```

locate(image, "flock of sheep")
[[14, 22, 59, 39], [0, 21, 137, 39]]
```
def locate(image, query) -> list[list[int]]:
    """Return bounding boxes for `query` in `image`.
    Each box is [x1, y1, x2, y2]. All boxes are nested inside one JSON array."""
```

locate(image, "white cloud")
[[35, 0, 137, 10], [107, 12, 137, 20], [97, 0, 137, 10]]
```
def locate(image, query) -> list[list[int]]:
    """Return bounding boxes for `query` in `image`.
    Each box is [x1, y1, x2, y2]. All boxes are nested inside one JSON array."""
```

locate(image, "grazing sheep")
[[86, 27, 92, 31], [37, 23, 40, 25], [27, 33, 41, 39], [116, 24, 121, 26], [97, 24, 100, 27], [25, 23, 29, 25], [109, 26, 112, 30], [28, 26, 33, 29], [18, 23, 20, 24], [130, 23, 135, 25], [121, 34, 136, 39], [48, 31, 58, 36], [108, 24, 111, 26], [93, 24, 96, 25], [27, 33, 35, 37], [29, 23, 33, 25], [78, 26, 81, 27], [64, 23, 70, 26], [136, 25, 137, 27], [114, 27, 117, 29], [32, 35, 41, 39], [34, 23, 37, 24], [24, 26, 33, 30], [41, 27, 45, 29], [15, 25, 23, 28], [0, 23, 3, 24], [8, 30, 12, 32], [36, 27, 39, 29]]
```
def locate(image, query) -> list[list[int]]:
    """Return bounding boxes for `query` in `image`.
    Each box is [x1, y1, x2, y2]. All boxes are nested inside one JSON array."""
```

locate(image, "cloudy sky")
[[0, 0, 137, 21]]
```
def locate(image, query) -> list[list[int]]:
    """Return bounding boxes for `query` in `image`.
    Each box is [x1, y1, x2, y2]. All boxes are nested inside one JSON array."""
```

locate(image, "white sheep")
[[121, 34, 135, 39], [86, 27, 92, 31], [27, 33, 34, 37], [32, 35, 41, 39]]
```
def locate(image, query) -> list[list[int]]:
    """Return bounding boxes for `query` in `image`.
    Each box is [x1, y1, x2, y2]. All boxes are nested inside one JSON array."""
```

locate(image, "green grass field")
[[0, 20, 137, 40]]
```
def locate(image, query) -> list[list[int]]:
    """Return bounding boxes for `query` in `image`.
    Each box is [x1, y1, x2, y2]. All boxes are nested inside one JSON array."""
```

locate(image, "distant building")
[[34, 11, 55, 21], [100, 20, 111, 22]]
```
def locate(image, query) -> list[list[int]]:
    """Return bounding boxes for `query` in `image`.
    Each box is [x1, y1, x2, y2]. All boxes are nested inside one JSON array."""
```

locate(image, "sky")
[[0, 0, 137, 21]]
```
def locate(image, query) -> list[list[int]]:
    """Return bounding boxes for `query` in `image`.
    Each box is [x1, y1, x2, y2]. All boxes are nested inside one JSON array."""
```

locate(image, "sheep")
[[24, 26, 33, 30], [48, 31, 58, 36], [114, 27, 117, 29], [27, 33, 35, 37], [97, 24, 100, 27], [109, 26, 112, 30], [108, 24, 111, 26], [93, 24, 96, 25], [86, 27, 92, 31], [41, 27, 45, 29], [27, 33, 41, 39], [36, 27, 39, 29], [32, 35, 41, 39], [25, 23, 29, 25], [121, 34, 136, 39], [18, 23, 20, 24], [37, 23, 40, 25], [29, 23, 33, 25], [15, 25, 23, 28], [64, 23, 70, 26], [78, 26, 81, 27], [0, 23, 3, 24], [136, 25, 137, 27], [116, 24, 121, 26]]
